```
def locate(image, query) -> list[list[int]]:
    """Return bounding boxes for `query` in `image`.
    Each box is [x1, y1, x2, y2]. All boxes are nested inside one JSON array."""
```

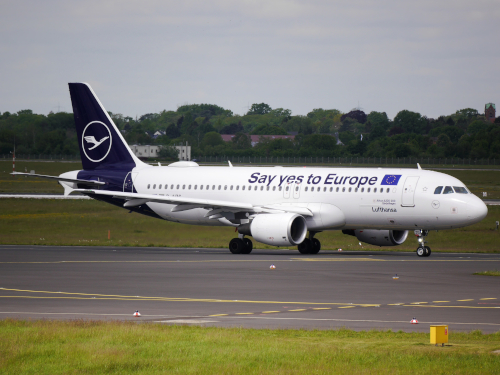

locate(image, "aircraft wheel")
[[241, 238, 253, 254], [416, 246, 425, 257], [229, 238, 245, 254], [309, 238, 321, 254], [424, 246, 431, 257], [298, 238, 312, 254]]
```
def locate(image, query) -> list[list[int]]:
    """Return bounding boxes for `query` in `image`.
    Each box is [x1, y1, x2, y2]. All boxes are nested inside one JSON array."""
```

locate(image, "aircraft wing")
[[74, 188, 313, 216], [11, 172, 105, 186]]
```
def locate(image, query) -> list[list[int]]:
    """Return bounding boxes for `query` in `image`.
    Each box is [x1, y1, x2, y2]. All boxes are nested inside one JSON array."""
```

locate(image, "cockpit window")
[[453, 186, 468, 194], [434, 186, 443, 194], [443, 186, 454, 194]]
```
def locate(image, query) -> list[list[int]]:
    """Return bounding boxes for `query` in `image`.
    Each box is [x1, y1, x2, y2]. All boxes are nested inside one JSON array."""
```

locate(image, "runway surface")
[[0, 245, 499, 332]]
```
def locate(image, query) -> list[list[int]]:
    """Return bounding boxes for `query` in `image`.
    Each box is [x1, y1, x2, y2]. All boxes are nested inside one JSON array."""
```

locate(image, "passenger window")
[[153, 184, 156, 189], [336, 187, 339, 192], [236, 186, 239, 190], [273, 186, 276, 191], [147, 184, 150, 189], [374, 188, 377, 193], [355, 188, 358, 192], [176, 185, 179, 189], [218, 185, 221, 190], [206, 185, 209, 190], [323, 187, 327, 192], [242, 186, 245, 191], [386, 188, 390, 193], [305, 187, 308, 192], [194, 185, 197, 190], [453, 186, 468, 194], [267, 186, 270, 191], [159, 184, 162, 189], [255, 186, 258, 191], [188, 185, 191, 190], [200, 185, 203, 190], [348, 187, 352, 192], [434, 186, 443, 194], [443, 186, 454, 194], [286, 186, 289, 191], [367, 188, 370, 192], [361, 188, 364, 192], [212, 185, 215, 190], [296, 186, 299, 191], [342, 187, 346, 192], [230, 185, 233, 190], [260, 186, 263, 191], [224, 185, 227, 190], [279, 186, 282, 191], [182, 185, 185, 189], [171, 185, 174, 189]]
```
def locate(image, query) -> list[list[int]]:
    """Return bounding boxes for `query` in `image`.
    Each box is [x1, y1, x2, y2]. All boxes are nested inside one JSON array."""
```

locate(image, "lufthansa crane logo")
[[82, 121, 112, 162]]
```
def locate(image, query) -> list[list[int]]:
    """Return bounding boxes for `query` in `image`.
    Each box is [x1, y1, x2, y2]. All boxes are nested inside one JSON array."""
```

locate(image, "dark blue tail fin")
[[69, 83, 143, 171]]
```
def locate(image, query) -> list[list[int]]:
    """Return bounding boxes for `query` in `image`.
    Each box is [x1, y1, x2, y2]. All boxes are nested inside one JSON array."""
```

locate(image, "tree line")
[[1, 103, 499, 159]]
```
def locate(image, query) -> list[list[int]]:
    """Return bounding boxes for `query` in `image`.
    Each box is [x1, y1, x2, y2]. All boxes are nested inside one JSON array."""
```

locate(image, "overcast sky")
[[1, 0, 499, 119]]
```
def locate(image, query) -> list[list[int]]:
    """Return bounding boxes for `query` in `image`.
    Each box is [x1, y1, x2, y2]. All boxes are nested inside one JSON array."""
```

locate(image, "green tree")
[[468, 120, 488, 134], [159, 145, 179, 160], [367, 111, 391, 130], [393, 110, 426, 134], [231, 132, 252, 150], [247, 103, 272, 115], [201, 132, 224, 148]]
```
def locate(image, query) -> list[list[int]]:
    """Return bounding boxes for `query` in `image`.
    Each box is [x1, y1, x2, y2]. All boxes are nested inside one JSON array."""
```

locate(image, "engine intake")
[[343, 229, 408, 247], [238, 213, 307, 246]]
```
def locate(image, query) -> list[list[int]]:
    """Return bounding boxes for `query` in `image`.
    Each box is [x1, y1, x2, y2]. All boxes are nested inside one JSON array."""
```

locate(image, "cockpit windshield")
[[434, 185, 468, 194], [453, 186, 468, 194], [443, 186, 454, 194]]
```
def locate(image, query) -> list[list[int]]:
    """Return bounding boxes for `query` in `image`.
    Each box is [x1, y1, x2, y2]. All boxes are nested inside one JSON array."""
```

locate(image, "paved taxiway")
[[0, 245, 499, 332]]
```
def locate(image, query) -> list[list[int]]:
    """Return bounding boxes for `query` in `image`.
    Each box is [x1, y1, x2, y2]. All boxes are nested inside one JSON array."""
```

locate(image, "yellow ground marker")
[[312, 308, 331, 310], [457, 299, 474, 301], [480, 298, 497, 300], [433, 301, 450, 303], [235, 313, 253, 315], [262, 311, 280, 314], [288, 309, 306, 312], [209, 314, 228, 317], [410, 302, 428, 304], [338, 306, 355, 309], [387, 303, 403, 306]]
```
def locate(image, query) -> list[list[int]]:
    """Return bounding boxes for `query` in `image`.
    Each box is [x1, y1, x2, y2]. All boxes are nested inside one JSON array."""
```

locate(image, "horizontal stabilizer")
[[11, 172, 105, 186]]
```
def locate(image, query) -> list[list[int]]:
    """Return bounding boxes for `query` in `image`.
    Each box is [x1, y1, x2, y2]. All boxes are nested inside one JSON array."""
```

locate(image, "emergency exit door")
[[401, 176, 419, 207]]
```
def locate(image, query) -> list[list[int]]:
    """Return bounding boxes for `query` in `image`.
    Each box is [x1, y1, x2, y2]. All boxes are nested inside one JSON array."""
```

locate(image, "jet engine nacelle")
[[343, 229, 408, 247], [239, 213, 308, 246]]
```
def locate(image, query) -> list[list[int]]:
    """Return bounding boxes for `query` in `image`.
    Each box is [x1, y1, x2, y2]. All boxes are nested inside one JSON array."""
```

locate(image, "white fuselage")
[[128, 165, 487, 231]]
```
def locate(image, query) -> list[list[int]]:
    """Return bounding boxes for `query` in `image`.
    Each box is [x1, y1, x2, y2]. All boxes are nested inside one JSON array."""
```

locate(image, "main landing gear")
[[297, 231, 321, 255], [229, 234, 253, 254], [415, 230, 431, 257]]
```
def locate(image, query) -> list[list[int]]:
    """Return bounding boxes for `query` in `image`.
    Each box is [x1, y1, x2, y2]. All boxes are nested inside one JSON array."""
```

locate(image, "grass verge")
[[0, 199, 499, 252], [0, 320, 499, 374], [473, 270, 500, 276]]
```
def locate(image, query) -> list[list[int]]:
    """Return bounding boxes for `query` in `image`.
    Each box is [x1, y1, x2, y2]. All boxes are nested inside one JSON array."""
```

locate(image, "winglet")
[[417, 163, 422, 170], [228, 160, 233, 167]]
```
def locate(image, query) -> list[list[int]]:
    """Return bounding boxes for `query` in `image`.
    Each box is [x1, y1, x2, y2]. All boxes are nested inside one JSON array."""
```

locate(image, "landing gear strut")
[[298, 231, 321, 255], [415, 230, 431, 257], [229, 234, 253, 254]]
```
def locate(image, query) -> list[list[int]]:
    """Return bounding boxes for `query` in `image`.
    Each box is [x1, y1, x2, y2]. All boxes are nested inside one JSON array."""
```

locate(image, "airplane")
[[12, 83, 488, 257]]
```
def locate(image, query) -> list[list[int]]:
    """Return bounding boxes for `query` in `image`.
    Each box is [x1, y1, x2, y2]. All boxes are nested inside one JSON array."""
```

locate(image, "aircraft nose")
[[466, 199, 488, 222]]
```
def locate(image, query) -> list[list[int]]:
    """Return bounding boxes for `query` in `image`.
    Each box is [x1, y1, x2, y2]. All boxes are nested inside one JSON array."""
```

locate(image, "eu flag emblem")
[[381, 175, 402, 185]]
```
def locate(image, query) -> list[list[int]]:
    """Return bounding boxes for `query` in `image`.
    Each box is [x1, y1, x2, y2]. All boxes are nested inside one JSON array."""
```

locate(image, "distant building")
[[485, 103, 496, 123], [221, 134, 295, 147], [129, 143, 191, 160]]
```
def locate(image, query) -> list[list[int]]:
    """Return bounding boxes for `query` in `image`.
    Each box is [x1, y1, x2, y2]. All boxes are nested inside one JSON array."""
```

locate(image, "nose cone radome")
[[467, 199, 488, 223]]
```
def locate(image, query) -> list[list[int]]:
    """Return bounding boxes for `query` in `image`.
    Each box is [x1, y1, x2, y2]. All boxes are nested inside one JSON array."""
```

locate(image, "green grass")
[[0, 320, 499, 374], [473, 270, 500, 276], [0, 199, 499, 252]]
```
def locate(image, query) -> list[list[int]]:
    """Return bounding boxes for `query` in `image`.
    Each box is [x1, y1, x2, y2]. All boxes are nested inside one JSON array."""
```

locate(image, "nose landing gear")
[[415, 230, 431, 257]]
